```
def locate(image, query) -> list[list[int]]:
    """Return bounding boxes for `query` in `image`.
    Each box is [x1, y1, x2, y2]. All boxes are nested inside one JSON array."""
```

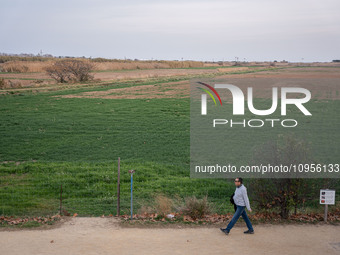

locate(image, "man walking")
[[220, 177, 254, 235]]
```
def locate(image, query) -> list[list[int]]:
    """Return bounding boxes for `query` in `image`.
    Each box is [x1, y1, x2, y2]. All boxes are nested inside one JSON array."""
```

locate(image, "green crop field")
[[1, 74, 339, 217], [0, 86, 236, 216]]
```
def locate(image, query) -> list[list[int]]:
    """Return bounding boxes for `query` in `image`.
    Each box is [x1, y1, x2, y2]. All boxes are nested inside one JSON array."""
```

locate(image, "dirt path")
[[1, 217, 339, 255]]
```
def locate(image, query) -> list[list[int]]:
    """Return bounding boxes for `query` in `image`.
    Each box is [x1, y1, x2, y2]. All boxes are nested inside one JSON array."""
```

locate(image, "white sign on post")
[[320, 189, 335, 205]]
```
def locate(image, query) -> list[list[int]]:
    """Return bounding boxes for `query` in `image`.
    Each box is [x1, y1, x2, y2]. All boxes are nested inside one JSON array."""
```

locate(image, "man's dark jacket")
[[230, 192, 237, 212]]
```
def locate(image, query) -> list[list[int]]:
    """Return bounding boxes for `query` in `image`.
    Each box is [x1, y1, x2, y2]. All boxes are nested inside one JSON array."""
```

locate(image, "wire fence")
[[1, 161, 120, 217], [0, 160, 229, 217], [1, 161, 339, 218]]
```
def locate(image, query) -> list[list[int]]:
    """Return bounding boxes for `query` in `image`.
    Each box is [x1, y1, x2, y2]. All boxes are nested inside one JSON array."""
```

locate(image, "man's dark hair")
[[237, 177, 243, 184]]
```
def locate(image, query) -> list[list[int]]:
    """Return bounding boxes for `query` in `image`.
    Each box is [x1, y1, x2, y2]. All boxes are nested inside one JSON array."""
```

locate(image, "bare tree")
[[248, 134, 314, 219], [45, 60, 94, 83]]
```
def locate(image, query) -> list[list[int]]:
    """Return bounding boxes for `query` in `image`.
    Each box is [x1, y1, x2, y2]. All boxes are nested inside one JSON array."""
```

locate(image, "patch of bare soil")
[[60, 80, 190, 99], [58, 68, 340, 100], [215, 67, 340, 100]]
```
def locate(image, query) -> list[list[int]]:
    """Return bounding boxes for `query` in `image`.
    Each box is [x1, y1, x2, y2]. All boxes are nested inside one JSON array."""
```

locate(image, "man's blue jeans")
[[226, 205, 253, 232]]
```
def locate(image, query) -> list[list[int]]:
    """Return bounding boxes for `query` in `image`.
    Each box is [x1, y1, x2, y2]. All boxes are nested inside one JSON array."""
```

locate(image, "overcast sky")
[[1, 0, 339, 62]]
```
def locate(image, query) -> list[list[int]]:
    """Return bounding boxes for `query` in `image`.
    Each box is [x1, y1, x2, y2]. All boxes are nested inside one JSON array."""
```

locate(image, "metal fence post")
[[117, 157, 120, 216], [129, 170, 135, 220], [60, 184, 63, 215]]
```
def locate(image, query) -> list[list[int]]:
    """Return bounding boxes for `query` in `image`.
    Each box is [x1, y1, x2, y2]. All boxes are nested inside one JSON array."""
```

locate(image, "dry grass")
[[93, 62, 167, 71], [138, 194, 185, 216], [138, 195, 211, 220], [154, 195, 174, 216], [180, 196, 211, 220], [0, 61, 54, 73], [0, 78, 7, 89], [92, 59, 205, 70], [0, 59, 206, 73], [217, 67, 249, 73], [1, 55, 339, 74], [0, 78, 22, 89]]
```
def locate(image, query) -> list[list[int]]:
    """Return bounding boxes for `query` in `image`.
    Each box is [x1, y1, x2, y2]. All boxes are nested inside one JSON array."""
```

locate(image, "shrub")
[[66, 59, 94, 82], [139, 194, 185, 216], [0, 79, 22, 89], [0, 78, 7, 89], [8, 80, 22, 89], [45, 61, 70, 83], [181, 196, 210, 220], [249, 134, 315, 219], [45, 60, 94, 83], [154, 195, 173, 216]]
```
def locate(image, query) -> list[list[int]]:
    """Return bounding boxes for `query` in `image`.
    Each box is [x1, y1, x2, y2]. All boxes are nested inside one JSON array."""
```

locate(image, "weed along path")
[[0, 217, 339, 255]]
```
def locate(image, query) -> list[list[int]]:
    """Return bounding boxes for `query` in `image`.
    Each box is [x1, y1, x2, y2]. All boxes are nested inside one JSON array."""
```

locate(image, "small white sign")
[[320, 189, 335, 205]]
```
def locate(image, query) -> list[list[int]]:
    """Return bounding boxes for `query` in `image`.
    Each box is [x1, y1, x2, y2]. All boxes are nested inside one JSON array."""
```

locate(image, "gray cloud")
[[1, 0, 339, 61]]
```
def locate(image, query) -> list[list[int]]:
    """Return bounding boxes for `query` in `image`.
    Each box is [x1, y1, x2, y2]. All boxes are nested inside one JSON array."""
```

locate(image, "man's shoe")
[[220, 228, 229, 235], [244, 230, 254, 234]]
